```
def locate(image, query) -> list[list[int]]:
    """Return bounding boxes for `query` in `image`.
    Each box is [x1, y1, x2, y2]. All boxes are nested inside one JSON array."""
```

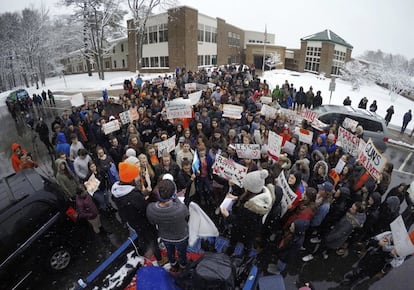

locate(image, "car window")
[[352, 116, 383, 132], [318, 113, 346, 126]]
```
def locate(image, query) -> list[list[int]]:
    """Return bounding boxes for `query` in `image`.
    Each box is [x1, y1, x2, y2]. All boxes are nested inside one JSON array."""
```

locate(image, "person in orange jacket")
[[11, 143, 27, 172]]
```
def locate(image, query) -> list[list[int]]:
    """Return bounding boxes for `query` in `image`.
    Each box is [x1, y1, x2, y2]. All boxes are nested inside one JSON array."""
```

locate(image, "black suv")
[[0, 169, 84, 290]]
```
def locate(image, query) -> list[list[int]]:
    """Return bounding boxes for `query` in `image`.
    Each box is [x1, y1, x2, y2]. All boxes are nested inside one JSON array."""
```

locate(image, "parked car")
[[0, 169, 85, 290], [5, 89, 29, 104], [311, 105, 389, 152]]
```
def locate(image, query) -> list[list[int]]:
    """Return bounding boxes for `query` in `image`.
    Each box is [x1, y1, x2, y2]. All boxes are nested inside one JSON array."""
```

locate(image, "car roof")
[[313, 105, 385, 122]]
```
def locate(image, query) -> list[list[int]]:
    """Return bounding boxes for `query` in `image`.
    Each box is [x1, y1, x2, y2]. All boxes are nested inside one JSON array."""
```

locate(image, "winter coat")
[[11, 143, 26, 172], [362, 192, 382, 237], [76, 194, 99, 220], [56, 159, 78, 199], [277, 219, 309, 263], [374, 196, 400, 234], [403, 111, 412, 125], [385, 107, 394, 122], [325, 211, 366, 249], [55, 133, 70, 157]]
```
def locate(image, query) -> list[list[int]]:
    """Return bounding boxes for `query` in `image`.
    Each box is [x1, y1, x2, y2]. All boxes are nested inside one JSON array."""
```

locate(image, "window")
[[121, 44, 124, 52], [205, 55, 211, 66], [160, 56, 169, 67], [331, 50, 346, 76], [150, 56, 159, 67], [143, 31, 148, 45], [159, 23, 168, 42], [105, 60, 110, 69], [212, 27, 217, 43], [142, 57, 149, 67], [228, 32, 240, 47], [113, 60, 117, 68], [198, 24, 204, 42], [122, 59, 125, 68], [205, 25, 212, 42], [148, 25, 158, 44], [211, 55, 217, 65], [304, 46, 321, 73], [198, 55, 204, 66]]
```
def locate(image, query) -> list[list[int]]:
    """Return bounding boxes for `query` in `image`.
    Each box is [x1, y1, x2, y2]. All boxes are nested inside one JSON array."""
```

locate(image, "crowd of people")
[[9, 64, 414, 287]]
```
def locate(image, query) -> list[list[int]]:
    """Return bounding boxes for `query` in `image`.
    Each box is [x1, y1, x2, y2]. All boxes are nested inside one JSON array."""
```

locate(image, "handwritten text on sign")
[[276, 172, 298, 217], [357, 138, 386, 180], [301, 108, 319, 122], [338, 127, 360, 156], [234, 144, 261, 159], [212, 155, 248, 188], [260, 104, 278, 119], [222, 104, 244, 119], [166, 99, 193, 119], [342, 117, 358, 132], [156, 135, 176, 157], [102, 120, 120, 135], [268, 131, 283, 160]]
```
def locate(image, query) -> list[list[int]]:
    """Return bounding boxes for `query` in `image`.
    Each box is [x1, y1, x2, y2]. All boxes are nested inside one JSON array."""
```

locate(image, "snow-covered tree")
[[127, 0, 176, 72], [340, 60, 371, 91]]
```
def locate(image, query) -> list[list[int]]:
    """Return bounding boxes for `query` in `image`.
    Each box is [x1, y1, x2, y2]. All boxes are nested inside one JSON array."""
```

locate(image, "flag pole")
[[262, 24, 267, 76]]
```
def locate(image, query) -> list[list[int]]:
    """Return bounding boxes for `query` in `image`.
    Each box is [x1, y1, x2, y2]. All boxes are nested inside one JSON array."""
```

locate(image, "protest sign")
[[165, 99, 193, 119], [102, 120, 120, 135], [212, 155, 248, 188], [234, 144, 261, 159], [282, 140, 296, 156], [84, 173, 100, 196], [156, 135, 176, 157], [260, 96, 272, 104], [222, 104, 243, 119], [391, 215, 414, 257], [357, 138, 387, 180], [129, 107, 139, 121], [337, 127, 360, 156], [268, 131, 283, 160], [188, 90, 202, 105], [185, 82, 197, 91], [69, 93, 85, 107], [207, 82, 216, 89], [119, 110, 131, 125], [342, 117, 359, 132], [295, 127, 313, 145], [196, 83, 207, 91], [260, 104, 278, 119], [276, 172, 298, 217], [279, 108, 299, 123], [220, 197, 236, 211], [334, 158, 347, 174], [300, 108, 319, 122]]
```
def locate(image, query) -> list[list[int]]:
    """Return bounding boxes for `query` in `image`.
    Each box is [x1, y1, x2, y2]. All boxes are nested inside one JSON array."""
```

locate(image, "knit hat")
[[125, 148, 136, 157], [243, 169, 269, 194], [119, 162, 139, 183]]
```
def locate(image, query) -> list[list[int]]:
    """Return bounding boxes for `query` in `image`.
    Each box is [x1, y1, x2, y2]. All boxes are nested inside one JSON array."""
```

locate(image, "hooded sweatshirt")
[[11, 143, 27, 172]]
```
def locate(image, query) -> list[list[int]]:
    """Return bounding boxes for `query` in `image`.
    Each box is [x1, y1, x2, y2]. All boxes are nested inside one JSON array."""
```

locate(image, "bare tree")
[[127, 0, 176, 72]]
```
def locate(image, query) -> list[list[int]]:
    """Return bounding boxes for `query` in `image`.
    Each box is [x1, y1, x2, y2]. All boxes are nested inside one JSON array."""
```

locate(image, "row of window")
[[198, 24, 217, 43], [142, 24, 168, 45], [333, 50, 346, 62], [105, 59, 126, 69], [228, 32, 241, 47], [112, 43, 125, 54], [197, 54, 218, 66], [142, 56, 169, 68], [306, 46, 321, 57]]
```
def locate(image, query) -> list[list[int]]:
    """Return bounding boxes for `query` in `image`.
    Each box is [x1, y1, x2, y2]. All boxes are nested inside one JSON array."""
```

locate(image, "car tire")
[[47, 246, 71, 271]]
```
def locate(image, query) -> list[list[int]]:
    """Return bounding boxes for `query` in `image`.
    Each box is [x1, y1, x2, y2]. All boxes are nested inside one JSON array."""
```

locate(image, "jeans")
[[162, 238, 188, 266]]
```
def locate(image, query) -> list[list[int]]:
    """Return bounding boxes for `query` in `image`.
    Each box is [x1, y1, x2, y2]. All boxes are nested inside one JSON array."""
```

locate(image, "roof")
[[301, 29, 353, 49]]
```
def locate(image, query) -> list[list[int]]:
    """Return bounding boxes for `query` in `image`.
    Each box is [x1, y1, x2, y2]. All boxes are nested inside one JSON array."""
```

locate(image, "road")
[[1, 98, 413, 290]]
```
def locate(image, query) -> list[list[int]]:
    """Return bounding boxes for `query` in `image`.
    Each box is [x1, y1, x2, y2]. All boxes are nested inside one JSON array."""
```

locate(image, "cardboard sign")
[[337, 127, 360, 156], [295, 127, 313, 145], [357, 138, 387, 180], [343, 117, 358, 132], [268, 131, 283, 160], [84, 173, 100, 195], [260, 104, 278, 119], [102, 120, 120, 135], [276, 172, 298, 217], [222, 104, 244, 119], [212, 155, 248, 188], [166, 99, 193, 119], [69, 93, 85, 107], [156, 135, 176, 157], [260, 96, 272, 104], [234, 144, 261, 159], [282, 141, 296, 156], [185, 82, 197, 91], [300, 108, 319, 122], [188, 90, 202, 105], [391, 216, 414, 257]]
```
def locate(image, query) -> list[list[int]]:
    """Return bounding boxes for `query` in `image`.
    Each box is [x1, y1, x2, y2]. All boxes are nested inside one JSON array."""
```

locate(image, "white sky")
[[1, 0, 414, 59]]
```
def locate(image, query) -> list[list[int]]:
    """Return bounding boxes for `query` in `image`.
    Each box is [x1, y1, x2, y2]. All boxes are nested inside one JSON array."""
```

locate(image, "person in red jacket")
[[11, 143, 27, 172], [76, 186, 105, 234]]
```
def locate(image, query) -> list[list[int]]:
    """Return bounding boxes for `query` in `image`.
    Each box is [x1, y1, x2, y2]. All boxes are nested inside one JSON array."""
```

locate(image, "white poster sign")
[[166, 99, 193, 119], [222, 104, 244, 119], [300, 108, 319, 122], [260, 96, 272, 104], [234, 144, 261, 159], [278, 108, 299, 124], [334, 158, 346, 174], [282, 141, 296, 156], [212, 155, 248, 188], [102, 120, 120, 135], [188, 90, 203, 105], [260, 104, 278, 119], [391, 215, 414, 257], [276, 172, 298, 217], [357, 138, 387, 180], [185, 82, 197, 91], [295, 127, 314, 145], [157, 135, 176, 157], [343, 117, 359, 132], [119, 107, 139, 125], [69, 93, 85, 107], [337, 127, 360, 156], [268, 131, 283, 160]]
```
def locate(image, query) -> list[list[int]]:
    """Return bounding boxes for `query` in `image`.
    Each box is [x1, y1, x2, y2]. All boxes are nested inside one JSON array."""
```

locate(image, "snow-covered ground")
[[1, 69, 413, 133]]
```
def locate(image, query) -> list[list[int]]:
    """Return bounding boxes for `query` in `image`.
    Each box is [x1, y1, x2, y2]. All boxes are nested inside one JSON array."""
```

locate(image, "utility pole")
[[262, 24, 267, 75]]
